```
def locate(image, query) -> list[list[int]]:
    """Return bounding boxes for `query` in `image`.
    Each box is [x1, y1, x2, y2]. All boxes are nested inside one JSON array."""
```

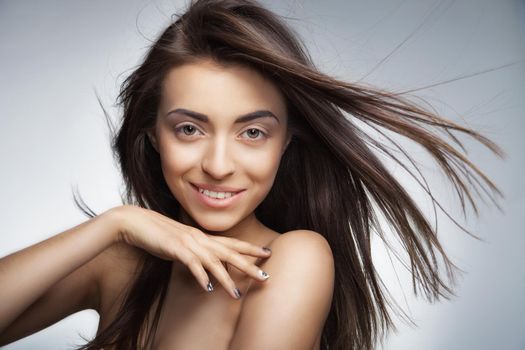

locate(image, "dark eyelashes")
[[173, 124, 268, 141]]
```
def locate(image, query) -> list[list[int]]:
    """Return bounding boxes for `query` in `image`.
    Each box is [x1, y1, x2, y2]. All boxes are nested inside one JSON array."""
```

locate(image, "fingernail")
[[258, 269, 270, 279], [233, 287, 242, 299], [206, 281, 214, 292], [262, 247, 272, 253]]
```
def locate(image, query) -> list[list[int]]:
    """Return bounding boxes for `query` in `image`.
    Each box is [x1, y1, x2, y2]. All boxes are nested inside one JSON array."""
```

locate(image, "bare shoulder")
[[263, 229, 334, 268], [271, 229, 332, 250], [261, 228, 334, 287], [230, 229, 335, 349]]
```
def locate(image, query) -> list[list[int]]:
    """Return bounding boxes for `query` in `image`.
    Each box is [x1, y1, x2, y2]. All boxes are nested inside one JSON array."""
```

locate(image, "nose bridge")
[[202, 133, 235, 178]]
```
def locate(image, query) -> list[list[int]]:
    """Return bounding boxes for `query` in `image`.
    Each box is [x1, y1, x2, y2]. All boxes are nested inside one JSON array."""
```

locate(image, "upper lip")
[[192, 182, 245, 193]]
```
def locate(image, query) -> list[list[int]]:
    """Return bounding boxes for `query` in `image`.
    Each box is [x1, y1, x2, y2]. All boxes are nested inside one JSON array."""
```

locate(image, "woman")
[[0, 0, 503, 349]]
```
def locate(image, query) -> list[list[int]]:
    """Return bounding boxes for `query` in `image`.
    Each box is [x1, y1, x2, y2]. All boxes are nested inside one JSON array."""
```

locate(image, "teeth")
[[199, 188, 236, 199]]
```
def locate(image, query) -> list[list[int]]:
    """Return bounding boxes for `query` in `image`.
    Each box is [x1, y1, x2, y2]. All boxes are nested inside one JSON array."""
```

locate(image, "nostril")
[[201, 162, 236, 179]]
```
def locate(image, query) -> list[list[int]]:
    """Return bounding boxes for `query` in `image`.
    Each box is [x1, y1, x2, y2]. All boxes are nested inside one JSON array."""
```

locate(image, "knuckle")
[[180, 232, 197, 248], [187, 229, 209, 246], [207, 256, 223, 268], [186, 254, 200, 266], [230, 250, 248, 264], [226, 252, 243, 266], [205, 258, 227, 275], [189, 227, 205, 239], [191, 263, 206, 277]]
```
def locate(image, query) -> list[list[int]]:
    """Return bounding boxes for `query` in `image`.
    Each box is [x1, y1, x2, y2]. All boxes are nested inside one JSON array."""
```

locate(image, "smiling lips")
[[190, 182, 246, 208], [192, 182, 245, 193], [198, 188, 237, 199]]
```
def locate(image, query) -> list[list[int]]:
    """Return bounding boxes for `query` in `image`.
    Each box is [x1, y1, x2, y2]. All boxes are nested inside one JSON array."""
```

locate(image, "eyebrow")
[[165, 108, 280, 124]]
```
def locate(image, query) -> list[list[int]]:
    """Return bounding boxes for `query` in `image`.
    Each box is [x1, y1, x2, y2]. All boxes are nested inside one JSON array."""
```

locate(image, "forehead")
[[158, 60, 287, 120]]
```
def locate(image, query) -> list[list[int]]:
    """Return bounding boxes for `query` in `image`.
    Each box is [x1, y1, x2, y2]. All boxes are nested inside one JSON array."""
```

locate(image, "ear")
[[147, 129, 159, 153]]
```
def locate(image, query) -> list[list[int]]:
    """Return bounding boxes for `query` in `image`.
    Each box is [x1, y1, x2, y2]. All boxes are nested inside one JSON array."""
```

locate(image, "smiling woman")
[[150, 61, 291, 234], [0, 0, 512, 349]]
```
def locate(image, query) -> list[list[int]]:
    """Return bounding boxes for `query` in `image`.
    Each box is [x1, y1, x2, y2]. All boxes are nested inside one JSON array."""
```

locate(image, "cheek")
[[239, 144, 283, 191], [158, 143, 202, 189]]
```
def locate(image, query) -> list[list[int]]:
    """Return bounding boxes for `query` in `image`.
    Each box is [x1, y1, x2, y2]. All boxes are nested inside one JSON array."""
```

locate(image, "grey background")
[[1, 0, 524, 349]]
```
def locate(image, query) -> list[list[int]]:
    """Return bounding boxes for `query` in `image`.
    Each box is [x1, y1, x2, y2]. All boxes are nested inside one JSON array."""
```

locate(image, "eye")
[[241, 128, 267, 141], [174, 124, 203, 137]]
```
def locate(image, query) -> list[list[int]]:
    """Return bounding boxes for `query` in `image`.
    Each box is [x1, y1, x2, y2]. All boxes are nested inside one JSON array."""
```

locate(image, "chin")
[[201, 225, 232, 234], [191, 213, 240, 233]]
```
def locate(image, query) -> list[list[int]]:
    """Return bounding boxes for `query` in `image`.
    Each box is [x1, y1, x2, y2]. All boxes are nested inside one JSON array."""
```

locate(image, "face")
[[149, 59, 291, 232]]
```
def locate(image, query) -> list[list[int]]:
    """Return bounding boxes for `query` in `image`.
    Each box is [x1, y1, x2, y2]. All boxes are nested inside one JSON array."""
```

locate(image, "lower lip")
[[190, 184, 246, 209]]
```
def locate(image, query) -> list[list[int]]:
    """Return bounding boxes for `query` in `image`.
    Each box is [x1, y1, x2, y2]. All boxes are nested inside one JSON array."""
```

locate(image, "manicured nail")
[[262, 247, 272, 253], [233, 287, 242, 299], [206, 281, 214, 292], [258, 269, 270, 279]]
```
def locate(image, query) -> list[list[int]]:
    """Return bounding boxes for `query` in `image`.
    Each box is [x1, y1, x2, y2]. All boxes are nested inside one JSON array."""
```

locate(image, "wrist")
[[99, 206, 128, 245]]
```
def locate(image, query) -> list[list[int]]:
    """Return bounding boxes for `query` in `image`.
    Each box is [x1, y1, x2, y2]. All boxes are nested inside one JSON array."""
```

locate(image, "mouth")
[[190, 183, 246, 208]]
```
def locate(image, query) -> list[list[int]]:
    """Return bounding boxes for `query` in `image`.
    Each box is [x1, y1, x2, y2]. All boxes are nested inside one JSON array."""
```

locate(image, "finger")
[[177, 251, 214, 293], [215, 246, 271, 282], [188, 256, 216, 293], [205, 239, 271, 281], [203, 257, 242, 300], [209, 236, 272, 258]]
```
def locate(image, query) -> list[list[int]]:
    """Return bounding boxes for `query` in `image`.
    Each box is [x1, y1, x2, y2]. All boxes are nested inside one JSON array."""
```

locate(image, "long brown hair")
[[75, 0, 503, 349]]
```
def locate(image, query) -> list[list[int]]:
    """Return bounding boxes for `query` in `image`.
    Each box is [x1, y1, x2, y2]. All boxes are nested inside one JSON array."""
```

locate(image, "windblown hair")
[[76, 0, 503, 349]]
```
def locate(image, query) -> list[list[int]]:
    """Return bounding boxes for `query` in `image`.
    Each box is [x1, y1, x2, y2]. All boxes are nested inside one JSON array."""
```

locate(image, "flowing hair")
[[75, 0, 503, 349]]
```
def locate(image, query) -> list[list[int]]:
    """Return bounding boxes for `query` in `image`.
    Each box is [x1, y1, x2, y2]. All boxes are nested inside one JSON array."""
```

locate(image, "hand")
[[108, 205, 272, 299]]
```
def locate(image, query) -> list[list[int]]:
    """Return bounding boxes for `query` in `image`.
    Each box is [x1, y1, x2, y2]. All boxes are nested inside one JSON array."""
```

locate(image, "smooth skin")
[[0, 59, 335, 349]]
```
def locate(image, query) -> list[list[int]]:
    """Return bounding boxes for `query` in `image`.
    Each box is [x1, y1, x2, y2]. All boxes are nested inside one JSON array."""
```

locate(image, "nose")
[[201, 136, 235, 180]]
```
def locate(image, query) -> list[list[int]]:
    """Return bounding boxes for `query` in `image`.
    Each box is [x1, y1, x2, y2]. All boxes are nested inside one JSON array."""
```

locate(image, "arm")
[[0, 208, 119, 344], [228, 230, 335, 350], [0, 204, 274, 345]]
